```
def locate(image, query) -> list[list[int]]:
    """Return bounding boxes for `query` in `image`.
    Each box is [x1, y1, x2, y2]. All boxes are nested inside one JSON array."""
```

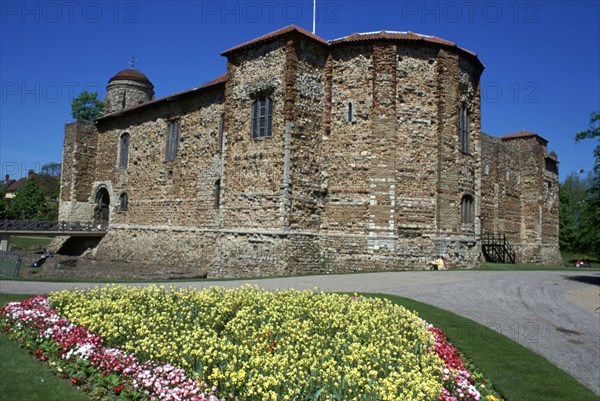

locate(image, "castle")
[[58, 25, 561, 277]]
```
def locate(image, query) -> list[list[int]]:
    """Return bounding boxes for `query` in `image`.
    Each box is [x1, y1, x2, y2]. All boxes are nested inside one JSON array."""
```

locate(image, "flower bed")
[[1, 286, 503, 401]]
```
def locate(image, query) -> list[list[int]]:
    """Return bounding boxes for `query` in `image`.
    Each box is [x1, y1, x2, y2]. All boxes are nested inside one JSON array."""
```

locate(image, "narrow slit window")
[[118, 132, 130, 169], [459, 105, 469, 153], [214, 179, 221, 209], [119, 192, 128, 211], [166, 121, 180, 161], [219, 113, 225, 151], [345, 101, 356, 123]]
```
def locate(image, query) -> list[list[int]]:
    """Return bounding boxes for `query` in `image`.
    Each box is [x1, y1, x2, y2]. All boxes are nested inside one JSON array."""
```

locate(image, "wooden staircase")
[[482, 233, 516, 264]]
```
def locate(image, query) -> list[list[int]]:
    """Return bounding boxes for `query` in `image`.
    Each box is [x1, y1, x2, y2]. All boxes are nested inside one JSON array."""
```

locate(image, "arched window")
[[252, 97, 273, 138], [214, 179, 221, 209], [461, 195, 474, 224], [166, 121, 180, 161], [459, 105, 469, 153], [119, 192, 128, 211], [118, 132, 130, 168]]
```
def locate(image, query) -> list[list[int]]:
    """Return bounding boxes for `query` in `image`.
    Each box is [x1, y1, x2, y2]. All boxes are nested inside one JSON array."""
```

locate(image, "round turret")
[[105, 68, 154, 113]]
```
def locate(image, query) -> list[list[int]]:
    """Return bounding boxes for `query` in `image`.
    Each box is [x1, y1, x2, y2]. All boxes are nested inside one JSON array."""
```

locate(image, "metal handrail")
[[0, 219, 107, 233]]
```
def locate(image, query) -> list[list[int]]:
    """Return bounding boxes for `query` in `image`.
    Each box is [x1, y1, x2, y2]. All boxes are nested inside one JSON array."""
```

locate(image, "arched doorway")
[[93, 188, 110, 229]]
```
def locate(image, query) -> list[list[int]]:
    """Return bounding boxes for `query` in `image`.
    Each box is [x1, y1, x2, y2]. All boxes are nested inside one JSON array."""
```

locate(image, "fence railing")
[[0, 250, 23, 277], [0, 220, 107, 233], [481, 233, 516, 264]]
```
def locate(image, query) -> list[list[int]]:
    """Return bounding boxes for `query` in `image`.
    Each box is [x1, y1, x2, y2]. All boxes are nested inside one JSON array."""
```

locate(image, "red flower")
[[114, 384, 125, 395], [34, 349, 48, 361]]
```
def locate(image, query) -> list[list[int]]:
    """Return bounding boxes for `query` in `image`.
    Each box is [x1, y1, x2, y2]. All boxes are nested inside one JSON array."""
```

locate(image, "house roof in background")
[[3, 174, 60, 195]]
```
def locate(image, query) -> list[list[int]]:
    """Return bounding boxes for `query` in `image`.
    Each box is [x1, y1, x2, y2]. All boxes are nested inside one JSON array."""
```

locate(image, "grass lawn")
[[7, 235, 53, 252], [0, 294, 90, 401], [2, 291, 598, 401], [479, 261, 600, 271]]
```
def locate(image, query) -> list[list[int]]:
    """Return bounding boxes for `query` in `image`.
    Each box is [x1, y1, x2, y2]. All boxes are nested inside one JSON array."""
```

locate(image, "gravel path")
[[1, 270, 599, 395]]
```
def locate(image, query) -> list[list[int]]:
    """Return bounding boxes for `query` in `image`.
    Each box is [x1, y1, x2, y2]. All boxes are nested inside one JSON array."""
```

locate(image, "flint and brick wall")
[[59, 120, 99, 222], [480, 134, 561, 265], [103, 88, 225, 229], [223, 40, 287, 230], [59, 32, 559, 277]]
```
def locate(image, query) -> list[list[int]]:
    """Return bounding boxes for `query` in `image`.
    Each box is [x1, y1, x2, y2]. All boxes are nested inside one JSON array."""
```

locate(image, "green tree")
[[0, 196, 6, 219], [570, 111, 600, 257], [71, 91, 105, 121], [575, 111, 600, 187], [7, 180, 55, 220], [41, 162, 61, 177], [559, 173, 593, 252], [561, 173, 592, 222], [578, 193, 600, 256], [559, 184, 577, 251]]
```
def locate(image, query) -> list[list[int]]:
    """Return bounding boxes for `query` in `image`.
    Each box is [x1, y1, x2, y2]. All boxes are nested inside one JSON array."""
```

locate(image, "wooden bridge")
[[0, 220, 107, 237]]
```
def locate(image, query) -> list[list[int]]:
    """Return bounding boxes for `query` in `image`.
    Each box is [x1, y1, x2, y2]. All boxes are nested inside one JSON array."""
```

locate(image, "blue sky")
[[1, 0, 598, 182]]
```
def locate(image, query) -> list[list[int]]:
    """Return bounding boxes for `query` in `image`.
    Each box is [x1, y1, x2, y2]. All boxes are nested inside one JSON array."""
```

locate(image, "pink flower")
[[1, 296, 231, 401]]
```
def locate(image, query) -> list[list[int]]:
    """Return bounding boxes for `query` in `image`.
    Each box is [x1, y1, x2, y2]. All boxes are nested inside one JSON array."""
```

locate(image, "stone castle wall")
[[288, 38, 327, 231], [223, 39, 288, 230], [96, 86, 225, 229], [480, 134, 561, 265], [59, 30, 560, 277], [59, 120, 99, 222]]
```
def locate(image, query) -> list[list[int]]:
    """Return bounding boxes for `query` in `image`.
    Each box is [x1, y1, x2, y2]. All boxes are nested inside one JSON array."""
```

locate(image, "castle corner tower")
[[105, 69, 154, 113]]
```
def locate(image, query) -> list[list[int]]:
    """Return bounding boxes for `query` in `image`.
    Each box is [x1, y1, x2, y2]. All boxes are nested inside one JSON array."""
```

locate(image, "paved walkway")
[[1, 270, 599, 395]]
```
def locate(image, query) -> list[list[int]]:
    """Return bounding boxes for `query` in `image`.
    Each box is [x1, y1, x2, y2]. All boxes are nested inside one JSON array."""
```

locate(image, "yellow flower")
[[49, 285, 443, 400]]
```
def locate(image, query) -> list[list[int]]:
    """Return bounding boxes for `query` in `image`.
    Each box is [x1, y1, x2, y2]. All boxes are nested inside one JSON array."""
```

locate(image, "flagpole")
[[312, 0, 316, 34]]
